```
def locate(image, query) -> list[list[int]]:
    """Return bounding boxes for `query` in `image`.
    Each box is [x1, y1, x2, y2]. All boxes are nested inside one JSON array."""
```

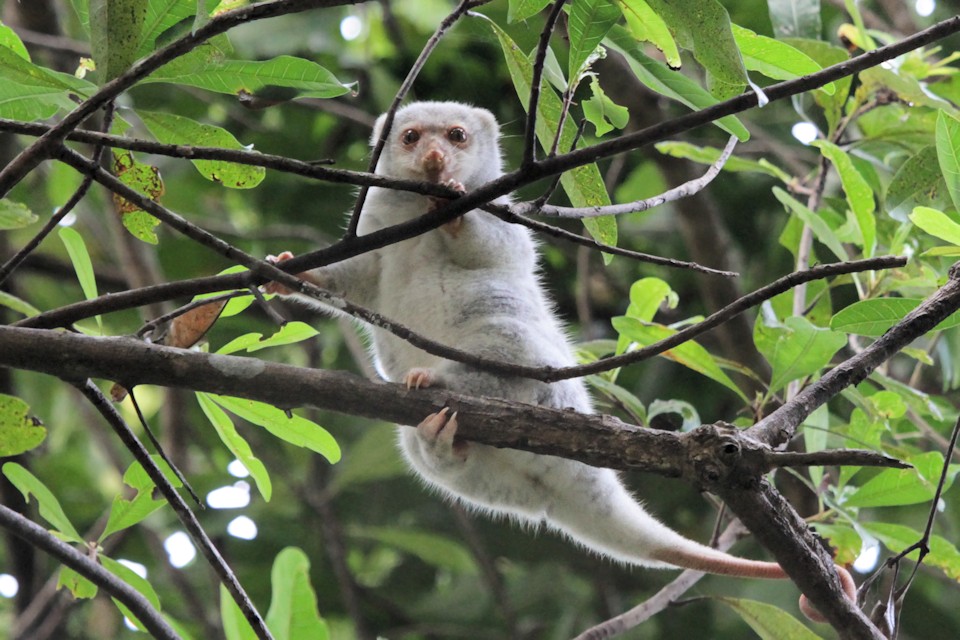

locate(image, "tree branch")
[[0, 504, 180, 640]]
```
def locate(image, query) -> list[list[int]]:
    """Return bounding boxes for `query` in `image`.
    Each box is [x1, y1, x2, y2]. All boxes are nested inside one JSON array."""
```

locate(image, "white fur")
[[281, 102, 777, 575]]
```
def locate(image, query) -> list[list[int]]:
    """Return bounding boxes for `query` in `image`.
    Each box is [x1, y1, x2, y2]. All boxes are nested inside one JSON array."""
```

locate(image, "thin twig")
[[514, 135, 738, 218], [70, 380, 274, 640], [0, 504, 180, 640], [344, 0, 488, 236], [522, 0, 569, 168]]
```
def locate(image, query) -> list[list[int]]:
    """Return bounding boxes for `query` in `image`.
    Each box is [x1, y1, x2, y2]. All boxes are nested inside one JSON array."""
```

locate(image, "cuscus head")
[[371, 101, 503, 189]]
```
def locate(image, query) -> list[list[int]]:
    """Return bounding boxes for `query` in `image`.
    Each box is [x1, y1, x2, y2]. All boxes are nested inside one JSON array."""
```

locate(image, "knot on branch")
[[683, 422, 770, 492]]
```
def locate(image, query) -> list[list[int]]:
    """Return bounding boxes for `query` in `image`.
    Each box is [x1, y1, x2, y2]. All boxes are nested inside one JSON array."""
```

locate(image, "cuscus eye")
[[447, 127, 467, 143], [401, 129, 420, 145]]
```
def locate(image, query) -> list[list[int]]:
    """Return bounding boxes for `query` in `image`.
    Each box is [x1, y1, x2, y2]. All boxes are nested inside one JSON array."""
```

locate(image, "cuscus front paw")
[[428, 179, 467, 238], [403, 367, 437, 389], [416, 407, 469, 461], [263, 251, 296, 295]]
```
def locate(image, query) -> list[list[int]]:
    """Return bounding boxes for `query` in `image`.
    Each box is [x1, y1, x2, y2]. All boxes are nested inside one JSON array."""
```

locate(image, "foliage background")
[[1, 0, 960, 639]]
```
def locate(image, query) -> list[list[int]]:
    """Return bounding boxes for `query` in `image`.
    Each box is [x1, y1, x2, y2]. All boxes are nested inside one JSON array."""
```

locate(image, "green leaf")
[[0, 81, 80, 120], [910, 206, 960, 246], [0, 21, 30, 58], [936, 109, 960, 213], [148, 55, 354, 100], [0, 46, 95, 94], [59, 226, 102, 332], [0, 394, 45, 456], [754, 316, 846, 393], [222, 584, 258, 640], [508, 0, 552, 22], [58, 565, 98, 599], [613, 317, 748, 401], [844, 452, 955, 508], [626, 277, 675, 322], [830, 298, 960, 337], [568, 0, 621, 79], [100, 458, 183, 541], [139, 110, 266, 189], [112, 149, 164, 244], [604, 26, 749, 140], [772, 187, 847, 261], [767, 0, 822, 39], [582, 78, 630, 137], [731, 24, 831, 92], [216, 322, 319, 355], [655, 141, 791, 181], [644, 0, 747, 100], [488, 17, 617, 249], [0, 290, 41, 318], [812, 140, 876, 255], [615, 0, 679, 67], [196, 393, 273, 501], [864, 522, 960, 580], [886, 146, 945, 213], [137, 0, 204, 58], [100, 556, 163, 631], [208, 395, 341, 463], [783, 38, 850, 133], [265, 548, 329, 640], [0, 198, 38, 229], [3, 462, 83, 543], [351, 526, 477, 573], [715, 597, 821, 640], [90, 0, 147, 82]]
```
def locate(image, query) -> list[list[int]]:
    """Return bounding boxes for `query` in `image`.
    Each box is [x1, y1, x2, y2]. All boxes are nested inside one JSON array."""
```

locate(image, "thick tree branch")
[[0, 326, 906, 478]]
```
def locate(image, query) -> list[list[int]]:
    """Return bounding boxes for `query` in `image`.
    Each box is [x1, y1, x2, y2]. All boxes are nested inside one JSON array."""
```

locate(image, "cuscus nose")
[[422, 147, 446, 181]]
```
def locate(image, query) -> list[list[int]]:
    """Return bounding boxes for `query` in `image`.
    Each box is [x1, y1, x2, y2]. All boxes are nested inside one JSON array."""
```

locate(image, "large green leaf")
[[615, 0, 679, 67], [845, 452, 957, 508], [216, 322, 318, 355], [90, 0, 148, 81], [911, 206, 960, 246], [715, 597, 821, 640], [59, 227, 103, 332], [197, 393, 273, 501], [508, 0, 552, 22], [886, 146, 945, 213], [489, 17, 617, 248], [605, 26, 749, 140], [831, 297, 960, 337], [754, 315, 846, 393], [265, 548, 329, 640], [812, 140, 876, 255], [140, 110, 266, 188], [207, 395, 341, 463], [147, 55, 355, 100], [731, 24, 831, 92], [2, 462, 84, 543], [936, 109, 960, 213], [568, 0, 621, 78], [644, 0, 747, 99], [767, 0, 822, 39]]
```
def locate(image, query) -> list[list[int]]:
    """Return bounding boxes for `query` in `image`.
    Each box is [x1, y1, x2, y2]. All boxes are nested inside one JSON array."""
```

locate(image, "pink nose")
[[423, 148, 445, 176]]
